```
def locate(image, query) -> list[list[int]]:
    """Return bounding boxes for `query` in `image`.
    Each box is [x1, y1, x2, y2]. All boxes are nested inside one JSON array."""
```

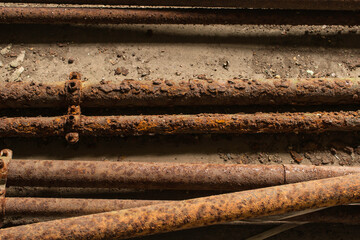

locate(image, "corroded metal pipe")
[[1, 0, 360, 10], [1, 174, 360, 239], [5, 198, 169, 216], [1, 111, 360, 137], [6, 160, 360, 190], [1, 78, 360, 108], [0, 7, 359, 25], [4, 198, 360, 226]]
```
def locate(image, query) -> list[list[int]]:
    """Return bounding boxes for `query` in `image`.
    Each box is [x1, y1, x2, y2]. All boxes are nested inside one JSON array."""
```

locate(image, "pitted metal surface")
[[0, 149, 12, 228], [1, 78, 360, 108]]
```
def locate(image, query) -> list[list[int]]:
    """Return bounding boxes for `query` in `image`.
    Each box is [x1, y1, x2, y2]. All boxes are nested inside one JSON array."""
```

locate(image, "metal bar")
[[1, 0, 360, 10], [2, 78, 360, 108], [6, 160, 360, 190], [1, 174, 360, 239], [0, 7, 359, 25], [6, 161, 286, 190], [1, 110, 360, 137], [5, 198, 169, 216], [245, 208, 326, 240], [245, 223, 303, 240], [4, 198, 360, 226]]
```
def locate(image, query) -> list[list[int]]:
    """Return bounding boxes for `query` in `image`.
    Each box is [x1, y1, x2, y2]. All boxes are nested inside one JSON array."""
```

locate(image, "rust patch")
[[290, 151, 303, 163]]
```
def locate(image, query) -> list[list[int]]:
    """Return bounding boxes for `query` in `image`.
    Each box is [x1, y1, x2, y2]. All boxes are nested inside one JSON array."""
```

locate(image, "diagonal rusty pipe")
[[0, 7, 359, 25], [1, 174, 360, 239], [1, 78, 360, 108], [6, 160, 360, 190], [1, 111, 360, 138]]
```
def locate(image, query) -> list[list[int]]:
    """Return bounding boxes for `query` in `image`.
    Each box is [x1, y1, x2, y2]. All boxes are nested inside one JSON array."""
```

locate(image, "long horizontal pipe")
[[0, 111, 360, 138], [4, 198, 360, 225], [0, 7, 359, 25], [1, 0, 360, 10], [5, 198, 169, 216], [1, 78, 360, 108], [1, 174, 360, 239], [6, 160, 360, 190]]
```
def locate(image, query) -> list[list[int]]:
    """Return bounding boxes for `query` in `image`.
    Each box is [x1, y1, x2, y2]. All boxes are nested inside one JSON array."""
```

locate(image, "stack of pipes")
[[1, 74, 360, 238]]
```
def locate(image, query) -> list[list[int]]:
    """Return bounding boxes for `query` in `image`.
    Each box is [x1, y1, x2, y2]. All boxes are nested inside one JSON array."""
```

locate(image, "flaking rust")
[[1, 78, 360, 108], [1, 110, 359, 138], [65, 72, 82, 144]]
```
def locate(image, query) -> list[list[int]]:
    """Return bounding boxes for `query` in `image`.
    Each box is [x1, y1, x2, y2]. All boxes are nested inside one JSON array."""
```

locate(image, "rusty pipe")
[[1, 174, 360, 239], [4, 198, 360, 226], [0, 7, 359, 25], [1, 78, 360, 108], [1, 0, 360, 10], [6, 160, 360, 190], [1, 110, 360, 138], [5, 198, 169, 217]]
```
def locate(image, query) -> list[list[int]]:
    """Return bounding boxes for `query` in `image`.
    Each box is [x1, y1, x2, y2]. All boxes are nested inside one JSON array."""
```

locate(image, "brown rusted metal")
[[4, 198, 360, 226], [0, 149, 11, 228], [65, 72, 82, 144], [1, 78, 360, 108], [0, 7, 359, 25], [1, 110, 360, 138], [284, 164, 360, 183], [6, 160, 286, 190], [1, 0, 360, 10], [0, 81, 64, 108], [1, 174, 360, 239], [0, 116, 65, 137], [5, 198, 169, 217], [6, 160, 360, 190], [77, 77, 360, 108]]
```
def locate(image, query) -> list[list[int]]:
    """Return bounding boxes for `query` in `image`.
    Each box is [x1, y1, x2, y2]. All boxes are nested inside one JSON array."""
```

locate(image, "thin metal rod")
[[6, 160, 360, 190], [0, 7, 359, 25], [2, 78, 360, 108], [1, 174, 360, 239], [246, 223, 303, 240], [1, 0, 360, 10], [1, 111, 360, 137]]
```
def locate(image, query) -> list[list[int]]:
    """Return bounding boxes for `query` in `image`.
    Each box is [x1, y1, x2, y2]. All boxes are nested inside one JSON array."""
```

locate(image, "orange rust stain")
[[136, 121, 158, 132]]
